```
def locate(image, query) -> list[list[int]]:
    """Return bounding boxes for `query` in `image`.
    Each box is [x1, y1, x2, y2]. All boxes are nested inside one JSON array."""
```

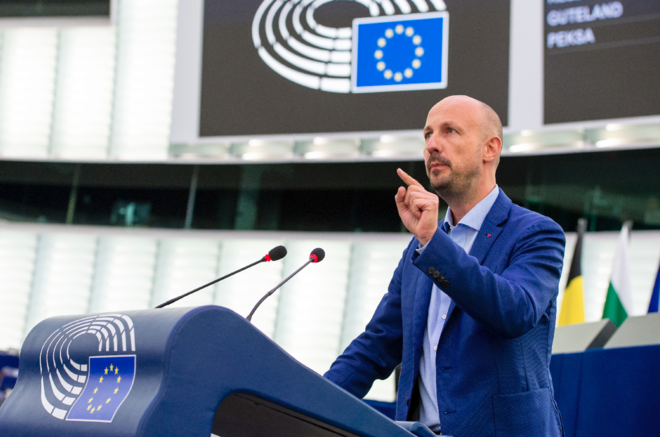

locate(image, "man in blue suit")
[[324, 96, 566, 436]]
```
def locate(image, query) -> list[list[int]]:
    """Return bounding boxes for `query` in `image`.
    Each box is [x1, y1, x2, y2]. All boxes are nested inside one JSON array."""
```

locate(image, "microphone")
[[155, 245, 287, 308], [246, 248, 325, 322]]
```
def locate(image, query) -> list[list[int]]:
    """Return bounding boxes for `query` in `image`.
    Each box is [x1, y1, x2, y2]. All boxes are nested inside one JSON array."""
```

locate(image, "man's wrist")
[[417, 224, 438, 246]]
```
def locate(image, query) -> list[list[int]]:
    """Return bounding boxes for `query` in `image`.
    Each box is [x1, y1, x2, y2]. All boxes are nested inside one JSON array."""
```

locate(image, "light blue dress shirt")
[[417, 186, 500, 433]]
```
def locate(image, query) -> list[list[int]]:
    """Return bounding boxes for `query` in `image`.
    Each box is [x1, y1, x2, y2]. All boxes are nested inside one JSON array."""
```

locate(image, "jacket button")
[[405, 396, 410, 406], [432, 271, 441, 279], [427, 267, 435, 275], [441, 280, 450, 288]]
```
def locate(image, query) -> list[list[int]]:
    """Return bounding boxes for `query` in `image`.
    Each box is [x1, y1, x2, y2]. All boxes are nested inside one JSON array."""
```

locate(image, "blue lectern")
[[0, 305, 435, 437]]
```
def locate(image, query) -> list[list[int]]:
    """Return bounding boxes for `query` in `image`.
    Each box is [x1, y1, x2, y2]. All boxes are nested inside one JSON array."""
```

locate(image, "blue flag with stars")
[[67, 355, 136, 422], [352, 12, 448, 93]]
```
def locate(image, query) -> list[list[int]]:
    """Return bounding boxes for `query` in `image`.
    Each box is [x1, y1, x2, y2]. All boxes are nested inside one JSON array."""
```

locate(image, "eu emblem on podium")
[[66, 355, 136, 423], [351, 11, 449, 93]]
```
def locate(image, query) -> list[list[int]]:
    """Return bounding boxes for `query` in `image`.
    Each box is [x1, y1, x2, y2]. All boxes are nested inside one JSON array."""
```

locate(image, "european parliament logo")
[[67, 356, 136, 422], [251, 0, 448, 94], [352, 12, 448, 93], [39, 314, 137, 423]]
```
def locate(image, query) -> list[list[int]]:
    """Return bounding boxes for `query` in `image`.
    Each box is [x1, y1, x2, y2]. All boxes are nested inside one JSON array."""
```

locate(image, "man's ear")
[[483, 136, 502, 163]]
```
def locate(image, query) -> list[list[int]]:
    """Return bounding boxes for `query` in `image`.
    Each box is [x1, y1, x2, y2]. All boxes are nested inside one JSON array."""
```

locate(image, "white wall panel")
[[88, 236, 158, 312], [0, 231, 37, 350], [343, 241, 405, 401], [151, 238, 220, 308], [110, 0, 178, 159], [341, 242, 404, 349], [51, 27, 116, 158], [274, 240, 351, 375], [629, 234, 660, 315], [0, 29, 57, 158], [214, 239, 284, 338], [25, 233, 97, 335]]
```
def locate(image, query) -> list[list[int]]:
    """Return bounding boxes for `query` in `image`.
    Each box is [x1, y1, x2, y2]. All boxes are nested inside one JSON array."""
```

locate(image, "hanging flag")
[[558, 218, 587, 326], [648, 263, 660, 313], [602, 221, 633, 327]]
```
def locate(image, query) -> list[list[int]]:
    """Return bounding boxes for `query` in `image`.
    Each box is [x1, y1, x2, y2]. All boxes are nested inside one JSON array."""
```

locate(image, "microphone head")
[[265, 245, 287, 262], [309, 247, 325, 263]]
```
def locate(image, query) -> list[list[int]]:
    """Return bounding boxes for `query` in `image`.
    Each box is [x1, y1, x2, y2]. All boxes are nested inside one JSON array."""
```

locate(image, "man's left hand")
[[395, 169, 439, 245]]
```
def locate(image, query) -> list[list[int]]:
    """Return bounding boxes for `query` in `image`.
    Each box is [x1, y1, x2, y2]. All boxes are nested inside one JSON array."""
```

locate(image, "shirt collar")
[[443, 185, 500, 231]]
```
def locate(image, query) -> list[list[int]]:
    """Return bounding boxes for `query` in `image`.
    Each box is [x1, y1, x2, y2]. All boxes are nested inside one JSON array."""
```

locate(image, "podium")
[[0, 305, 434, 437]]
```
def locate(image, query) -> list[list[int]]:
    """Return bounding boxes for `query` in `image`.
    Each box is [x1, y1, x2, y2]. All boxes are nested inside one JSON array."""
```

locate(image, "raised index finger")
[[397, 168, 423, 188]]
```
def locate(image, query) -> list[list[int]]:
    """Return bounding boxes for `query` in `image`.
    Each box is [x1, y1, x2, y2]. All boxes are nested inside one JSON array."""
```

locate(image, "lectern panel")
[[552, 319, 617, 354], [213, 393, 360, 437], [605, 313, 660, 349]]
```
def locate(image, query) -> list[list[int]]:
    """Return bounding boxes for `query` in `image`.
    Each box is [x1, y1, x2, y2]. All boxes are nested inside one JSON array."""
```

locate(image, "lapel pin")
[[487, 234, 491, 238]]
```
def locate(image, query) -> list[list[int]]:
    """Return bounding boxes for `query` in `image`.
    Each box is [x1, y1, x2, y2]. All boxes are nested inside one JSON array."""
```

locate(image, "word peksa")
[[547, 28, 596, 48]]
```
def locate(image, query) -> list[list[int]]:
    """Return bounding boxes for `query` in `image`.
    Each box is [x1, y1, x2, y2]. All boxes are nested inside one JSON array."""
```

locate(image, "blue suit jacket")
[[324, 190, 566, 437]]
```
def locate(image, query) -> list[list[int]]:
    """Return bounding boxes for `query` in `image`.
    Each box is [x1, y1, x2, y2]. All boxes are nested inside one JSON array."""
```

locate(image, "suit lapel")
[[445, 300, 458, 323], [444, 190, 512, 322], [468, 189, 512, 264]]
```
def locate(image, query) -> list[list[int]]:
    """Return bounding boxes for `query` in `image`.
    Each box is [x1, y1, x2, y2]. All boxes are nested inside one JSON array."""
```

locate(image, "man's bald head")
[[432, 95, 502, 142], [477, 100, 503, 167], [478, 100, 503, 143], [428, 95, 502, 167], [423, 95, 503, 205]]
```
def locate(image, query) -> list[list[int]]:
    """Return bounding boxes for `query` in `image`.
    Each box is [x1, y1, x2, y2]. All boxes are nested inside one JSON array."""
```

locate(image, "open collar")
[[443, 185, 501, 232]]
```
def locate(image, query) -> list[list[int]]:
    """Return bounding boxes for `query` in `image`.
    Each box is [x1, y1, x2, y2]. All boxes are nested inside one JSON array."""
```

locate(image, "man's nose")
[[425, 134, 442, 155]]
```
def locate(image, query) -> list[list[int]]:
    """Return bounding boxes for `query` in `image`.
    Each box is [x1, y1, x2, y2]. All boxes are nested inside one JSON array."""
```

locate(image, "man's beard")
[[426, 152, 481, 202]]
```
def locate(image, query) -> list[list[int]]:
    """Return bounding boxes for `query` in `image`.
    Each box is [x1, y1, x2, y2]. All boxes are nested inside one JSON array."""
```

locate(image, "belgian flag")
[[558, 218, 586, 326]]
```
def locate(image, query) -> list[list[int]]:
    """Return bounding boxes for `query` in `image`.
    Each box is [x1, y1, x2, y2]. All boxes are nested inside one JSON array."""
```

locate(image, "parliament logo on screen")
[[38, 314, 137, 423], [252, 0, 448, 94]]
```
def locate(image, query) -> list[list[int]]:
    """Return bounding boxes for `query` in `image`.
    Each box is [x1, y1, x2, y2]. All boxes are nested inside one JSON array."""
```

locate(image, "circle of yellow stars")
[[374, 24, 424, 83], [86, 363, 122, 414]]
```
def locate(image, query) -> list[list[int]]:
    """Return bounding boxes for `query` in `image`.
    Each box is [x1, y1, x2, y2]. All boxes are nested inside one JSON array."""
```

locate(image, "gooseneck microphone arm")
[[246, 260, 310, 322], [247, 247, 325, 322], [156, 259, 263, 309], [155, 245, 287, 309]]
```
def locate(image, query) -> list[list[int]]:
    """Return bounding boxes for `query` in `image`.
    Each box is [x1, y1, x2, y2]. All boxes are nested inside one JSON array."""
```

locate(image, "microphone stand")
[[156, 259, 264, 309], [246, 259, 313, 322]]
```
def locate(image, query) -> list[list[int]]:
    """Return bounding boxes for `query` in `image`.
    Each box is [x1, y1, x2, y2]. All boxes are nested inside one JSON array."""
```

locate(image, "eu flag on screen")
[[352, 12, 448, 93], [66, 355, 136, 423]]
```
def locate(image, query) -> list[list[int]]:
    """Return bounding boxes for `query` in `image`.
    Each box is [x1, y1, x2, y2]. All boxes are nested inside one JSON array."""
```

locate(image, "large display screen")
[[200, 0, 510, 138], [0, 0, 111, 18], [544, 0, 660, 124]]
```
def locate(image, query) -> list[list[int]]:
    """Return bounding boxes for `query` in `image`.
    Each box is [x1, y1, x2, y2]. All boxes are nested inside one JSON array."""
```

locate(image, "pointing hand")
[[395, 168, 439, 245]]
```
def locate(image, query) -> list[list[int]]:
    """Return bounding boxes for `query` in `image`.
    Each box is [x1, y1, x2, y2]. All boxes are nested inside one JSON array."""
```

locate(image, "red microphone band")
[[310, 254, 318, 263], [265, 254, 272, 262]]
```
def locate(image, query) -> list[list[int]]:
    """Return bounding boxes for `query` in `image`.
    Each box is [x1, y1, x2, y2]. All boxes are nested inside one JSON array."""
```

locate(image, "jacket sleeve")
[[322, 240, 412, 399], [413, 218, 565, 339]]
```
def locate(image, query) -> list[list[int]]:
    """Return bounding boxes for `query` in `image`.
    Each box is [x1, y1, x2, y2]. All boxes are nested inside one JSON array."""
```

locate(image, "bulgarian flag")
[[602, 221, 633, 327], [558, 218, 586, 326]]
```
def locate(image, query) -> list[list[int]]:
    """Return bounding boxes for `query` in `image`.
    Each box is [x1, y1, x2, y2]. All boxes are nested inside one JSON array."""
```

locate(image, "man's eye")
[[447, 128, 457, 134], [424, 132, 431, 140]]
